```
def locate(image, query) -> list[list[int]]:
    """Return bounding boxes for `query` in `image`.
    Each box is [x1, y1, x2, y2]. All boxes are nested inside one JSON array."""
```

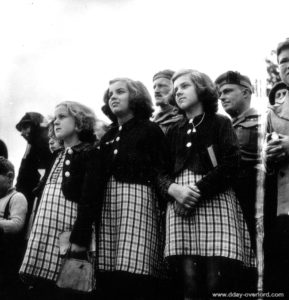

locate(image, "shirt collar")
[[232, 107, 259, 124], [153, 106, 180, 123], [65, 142, 90, 153], [178, 113, 206, 128]]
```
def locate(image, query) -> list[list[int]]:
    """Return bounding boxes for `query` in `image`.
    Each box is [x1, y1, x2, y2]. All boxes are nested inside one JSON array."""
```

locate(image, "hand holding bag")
[[56, 233, 94, 293]]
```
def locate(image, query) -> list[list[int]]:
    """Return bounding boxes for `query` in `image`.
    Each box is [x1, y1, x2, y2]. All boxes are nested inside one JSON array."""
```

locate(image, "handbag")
[[56, 232, 94, 293]]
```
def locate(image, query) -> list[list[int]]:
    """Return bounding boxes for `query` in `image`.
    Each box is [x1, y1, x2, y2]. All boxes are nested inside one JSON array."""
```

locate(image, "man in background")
[[215, 71, 260, 290], [152, 69, 182, 134], [263, 39, 289, 294]]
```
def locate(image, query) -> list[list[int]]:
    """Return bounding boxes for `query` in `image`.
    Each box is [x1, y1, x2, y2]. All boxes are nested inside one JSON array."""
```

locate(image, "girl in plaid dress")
[[97, 78, 171, 300], [19, 101, 100, 300], [165, 70, 256, 298]]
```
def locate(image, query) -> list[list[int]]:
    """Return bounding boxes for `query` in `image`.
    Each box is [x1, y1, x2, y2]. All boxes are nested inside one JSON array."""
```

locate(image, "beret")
[[153, 69, 175, 81], [268, 81, 288, 105], [277, 38, 289, 58], [215, 71, 253, 93]]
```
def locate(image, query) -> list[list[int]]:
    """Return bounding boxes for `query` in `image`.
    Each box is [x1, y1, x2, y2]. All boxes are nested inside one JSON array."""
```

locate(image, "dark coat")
[[166, 113, 240, 198], [99, 118, 172, 201], [16, 113, 52, 213], [59, 142, 102, 247]]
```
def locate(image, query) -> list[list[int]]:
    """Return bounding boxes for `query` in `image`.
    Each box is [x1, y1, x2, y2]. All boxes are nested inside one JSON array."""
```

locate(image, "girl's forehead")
[[174, 74, 192, 86], [109, 81, 128, 91], [55, 105, 68, 114]]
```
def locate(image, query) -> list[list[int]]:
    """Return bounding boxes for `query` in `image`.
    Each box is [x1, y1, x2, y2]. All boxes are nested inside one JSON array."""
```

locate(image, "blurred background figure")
[[152, 69, 182, 135], [95, 119, 109, 142], [0, 139, 8, 159], [268, 81, 288, 108], [15, 112, 52, 222], [0, 157, 27, 300], [48, 137, 62, 154], [25, 121, 64, 240], [263, 39, 289, 295]]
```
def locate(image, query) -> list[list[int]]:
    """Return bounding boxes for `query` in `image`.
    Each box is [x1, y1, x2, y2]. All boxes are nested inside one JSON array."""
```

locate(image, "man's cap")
[[277, 38, 289, 58], [16, 112, 45, 131], [215, 71, 253, 93], [268, 81, 288, 105], [153, 69, 175, 81]]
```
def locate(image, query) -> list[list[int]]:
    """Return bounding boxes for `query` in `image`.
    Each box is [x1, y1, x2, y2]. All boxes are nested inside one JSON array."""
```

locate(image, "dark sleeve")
[[69, 147, 102, 247], [16, 147, 40, 206], [32, 154, 57, 199], [146, 124, 174, 200], [195, 117, 240, 198]]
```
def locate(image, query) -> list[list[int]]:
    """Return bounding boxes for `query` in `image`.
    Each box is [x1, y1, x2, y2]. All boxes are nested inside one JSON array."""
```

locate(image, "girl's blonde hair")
[[55, 101, 97, 143]]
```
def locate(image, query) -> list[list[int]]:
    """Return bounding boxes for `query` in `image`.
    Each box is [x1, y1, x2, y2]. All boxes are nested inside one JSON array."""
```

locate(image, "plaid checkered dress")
[[96, 176, 165, 278], [165, 169, 255, 267], [19, 151, 78, 283]]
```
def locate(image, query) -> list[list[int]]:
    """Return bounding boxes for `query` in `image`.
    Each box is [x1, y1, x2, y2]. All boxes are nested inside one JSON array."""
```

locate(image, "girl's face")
[[54, 106, 77, 141], [174, 74, 199, 111], [108, 81, 132, 117]]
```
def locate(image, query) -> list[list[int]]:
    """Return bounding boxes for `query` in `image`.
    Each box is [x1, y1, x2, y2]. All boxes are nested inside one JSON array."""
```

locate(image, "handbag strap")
[[66, 245, 90, 261], [3, 191, 17, 219]]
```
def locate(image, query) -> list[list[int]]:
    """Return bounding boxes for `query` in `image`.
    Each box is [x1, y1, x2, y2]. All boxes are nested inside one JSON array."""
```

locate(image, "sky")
[[0, 0, 288, 172]]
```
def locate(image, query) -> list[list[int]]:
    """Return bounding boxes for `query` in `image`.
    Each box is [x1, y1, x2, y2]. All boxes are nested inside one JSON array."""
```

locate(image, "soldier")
[[152, 69, 182, 134], [215, 71, 260, 290]]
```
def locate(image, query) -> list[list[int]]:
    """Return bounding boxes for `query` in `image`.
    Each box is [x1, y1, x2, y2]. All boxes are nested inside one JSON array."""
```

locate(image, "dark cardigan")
[[166, 113, 240, 198], [60, 142, 101, 247], [99, 118, 172, 202]]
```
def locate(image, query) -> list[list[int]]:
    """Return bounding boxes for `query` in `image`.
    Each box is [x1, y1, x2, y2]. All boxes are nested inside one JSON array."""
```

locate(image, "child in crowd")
[[0, 157, 27, 300], [20, 101, 101, 300]]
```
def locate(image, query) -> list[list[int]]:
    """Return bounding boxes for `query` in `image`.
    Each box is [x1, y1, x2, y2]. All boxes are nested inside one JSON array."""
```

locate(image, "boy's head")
[[0, 157, 15, 198]]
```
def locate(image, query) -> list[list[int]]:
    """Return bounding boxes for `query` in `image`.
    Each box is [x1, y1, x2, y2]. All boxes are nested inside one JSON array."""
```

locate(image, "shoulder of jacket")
[[9, 191, 27, 204], [215, 113, 231, 122]]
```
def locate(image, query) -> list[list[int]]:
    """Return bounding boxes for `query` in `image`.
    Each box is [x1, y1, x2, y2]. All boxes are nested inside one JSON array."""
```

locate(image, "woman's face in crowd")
[[54, 106, 77, 141], [108, 81, 132, 117], [275, 88, 287, 105], [48, 137, 62, 153], [20, 124, 32, 142], [174, 74, 199, 111]]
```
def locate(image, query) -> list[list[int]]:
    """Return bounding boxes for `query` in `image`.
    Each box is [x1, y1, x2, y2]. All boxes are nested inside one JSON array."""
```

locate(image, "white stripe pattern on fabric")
[[165, 169, 255, 268], [96, 176, 165, 278], [20, 152, 78, 283]]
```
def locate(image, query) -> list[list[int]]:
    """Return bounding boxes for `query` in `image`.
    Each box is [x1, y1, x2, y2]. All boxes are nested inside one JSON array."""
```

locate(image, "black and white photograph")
[[0, 0, 288, 299]]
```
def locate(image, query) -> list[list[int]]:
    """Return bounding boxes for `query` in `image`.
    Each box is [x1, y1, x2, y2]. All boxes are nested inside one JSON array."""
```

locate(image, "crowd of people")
[[0, 38, 289, 300]]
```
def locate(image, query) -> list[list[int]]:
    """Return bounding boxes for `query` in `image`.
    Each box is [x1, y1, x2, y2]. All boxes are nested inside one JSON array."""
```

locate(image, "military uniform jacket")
[[232, 107, 261, 173]]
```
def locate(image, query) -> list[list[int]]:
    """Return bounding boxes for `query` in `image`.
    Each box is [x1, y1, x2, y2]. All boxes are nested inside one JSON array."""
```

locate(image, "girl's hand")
[[174, 201, 191, 217], [168, 183, 201, 209]]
